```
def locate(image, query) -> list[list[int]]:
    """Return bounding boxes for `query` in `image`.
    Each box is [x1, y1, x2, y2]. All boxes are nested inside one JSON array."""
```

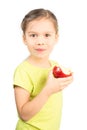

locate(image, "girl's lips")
[[35, 48, 46, 51]]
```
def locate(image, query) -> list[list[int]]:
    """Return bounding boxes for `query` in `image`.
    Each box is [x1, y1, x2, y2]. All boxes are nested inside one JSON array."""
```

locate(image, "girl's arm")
[[14, 71, 73, 121], [14, 85, 51, 121]]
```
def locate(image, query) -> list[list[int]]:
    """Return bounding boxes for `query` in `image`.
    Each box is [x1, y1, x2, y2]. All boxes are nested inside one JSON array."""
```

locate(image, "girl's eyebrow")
[[28, 31, 56, 34], [28, 31, 37, 34]]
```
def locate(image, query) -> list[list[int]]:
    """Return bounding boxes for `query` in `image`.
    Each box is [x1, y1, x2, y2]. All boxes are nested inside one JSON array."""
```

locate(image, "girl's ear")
[[22, 34, 27, 45], [55, 33, 59, 43]]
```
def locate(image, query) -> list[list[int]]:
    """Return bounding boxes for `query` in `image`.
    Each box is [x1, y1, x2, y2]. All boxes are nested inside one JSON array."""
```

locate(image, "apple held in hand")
[[53, 66, 72, 78]]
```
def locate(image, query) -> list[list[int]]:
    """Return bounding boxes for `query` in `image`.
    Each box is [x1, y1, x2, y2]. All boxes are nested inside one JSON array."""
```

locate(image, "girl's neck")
[[26, 56, 51, 68]]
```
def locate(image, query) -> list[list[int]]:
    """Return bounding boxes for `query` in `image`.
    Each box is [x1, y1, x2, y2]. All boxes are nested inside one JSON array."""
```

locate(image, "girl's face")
[[23, 18, 58, 60]]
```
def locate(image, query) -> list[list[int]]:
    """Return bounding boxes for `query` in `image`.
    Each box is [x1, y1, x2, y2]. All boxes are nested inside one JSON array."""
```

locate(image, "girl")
[[13, 8, 73, 130]]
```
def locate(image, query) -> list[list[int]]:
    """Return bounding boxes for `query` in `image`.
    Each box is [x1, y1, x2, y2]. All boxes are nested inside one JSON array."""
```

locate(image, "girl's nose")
[[37, 42, 44, 45], [36, 36, 45, 45]]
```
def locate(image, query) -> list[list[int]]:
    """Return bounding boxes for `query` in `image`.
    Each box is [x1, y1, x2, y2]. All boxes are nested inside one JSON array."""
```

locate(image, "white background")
[[0, 0, 87, 130]]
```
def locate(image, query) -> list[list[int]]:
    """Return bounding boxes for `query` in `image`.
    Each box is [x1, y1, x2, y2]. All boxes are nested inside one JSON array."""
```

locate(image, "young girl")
[[13, 8, 73, 130]]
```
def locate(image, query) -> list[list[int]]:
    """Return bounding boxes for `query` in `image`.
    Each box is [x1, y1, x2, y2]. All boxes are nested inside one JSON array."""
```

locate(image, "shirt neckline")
[[24, 60, 53, 70]]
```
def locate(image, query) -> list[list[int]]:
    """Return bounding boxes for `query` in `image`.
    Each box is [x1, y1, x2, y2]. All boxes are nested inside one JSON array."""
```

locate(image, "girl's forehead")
[[29, 18, 54, 25], [26, 18, 56, 32]]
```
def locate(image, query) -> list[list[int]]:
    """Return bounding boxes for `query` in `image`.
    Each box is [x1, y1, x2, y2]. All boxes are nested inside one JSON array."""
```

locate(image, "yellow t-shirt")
[[13, 60, 63, 130]]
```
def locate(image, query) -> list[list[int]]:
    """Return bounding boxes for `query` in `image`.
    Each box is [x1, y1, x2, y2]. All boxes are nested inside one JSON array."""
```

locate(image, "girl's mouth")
[[35, 48, 46, 52]]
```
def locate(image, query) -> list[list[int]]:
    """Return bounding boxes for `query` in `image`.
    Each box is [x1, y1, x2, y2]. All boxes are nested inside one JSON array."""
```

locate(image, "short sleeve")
[[13, 66, 33, 93]]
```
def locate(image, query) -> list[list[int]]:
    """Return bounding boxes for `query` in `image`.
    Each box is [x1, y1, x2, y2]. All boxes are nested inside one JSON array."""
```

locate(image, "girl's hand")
[[45, 70, 73, 96]]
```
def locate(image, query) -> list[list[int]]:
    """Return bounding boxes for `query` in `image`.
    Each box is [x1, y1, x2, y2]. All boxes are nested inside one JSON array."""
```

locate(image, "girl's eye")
[[45, 34, 51, 37], [30, 34, 37, 37]]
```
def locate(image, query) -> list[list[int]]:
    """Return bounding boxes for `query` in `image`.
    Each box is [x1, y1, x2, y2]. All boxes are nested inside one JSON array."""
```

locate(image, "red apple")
[[53, 66, 72, 78]]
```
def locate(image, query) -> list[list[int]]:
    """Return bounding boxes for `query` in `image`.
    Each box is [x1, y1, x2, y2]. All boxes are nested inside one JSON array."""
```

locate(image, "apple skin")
[[53, 66, 72, 78]]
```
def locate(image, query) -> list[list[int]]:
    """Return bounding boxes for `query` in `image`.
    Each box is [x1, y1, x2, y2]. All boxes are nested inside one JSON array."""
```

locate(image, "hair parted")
[[21, 8, 58, 34]]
